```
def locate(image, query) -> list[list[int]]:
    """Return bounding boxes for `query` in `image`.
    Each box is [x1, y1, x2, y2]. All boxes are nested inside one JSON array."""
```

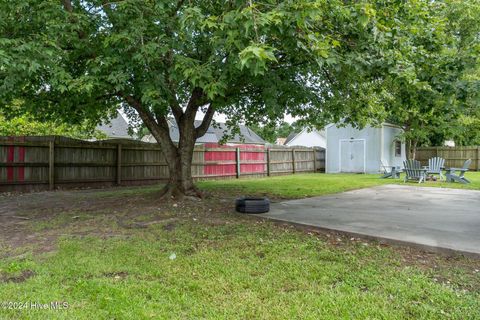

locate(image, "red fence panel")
[[203, 143, 265, 176], [5, 136, 26, 182], [238, 144, 264, 174], [203, 143, 237, 176]]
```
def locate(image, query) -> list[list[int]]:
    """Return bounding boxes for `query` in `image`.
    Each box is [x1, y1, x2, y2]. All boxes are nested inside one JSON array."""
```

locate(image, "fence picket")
[[0, 136, 325, 191]]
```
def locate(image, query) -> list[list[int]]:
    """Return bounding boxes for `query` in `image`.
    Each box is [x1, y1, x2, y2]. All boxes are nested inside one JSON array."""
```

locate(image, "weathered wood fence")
[[0, 136, 325, 192], [416, 146, 480, 171]]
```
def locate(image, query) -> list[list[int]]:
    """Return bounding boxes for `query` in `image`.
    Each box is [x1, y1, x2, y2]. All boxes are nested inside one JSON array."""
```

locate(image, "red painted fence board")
[[203, 143, 265, 176], [5, 137, 26, 183]]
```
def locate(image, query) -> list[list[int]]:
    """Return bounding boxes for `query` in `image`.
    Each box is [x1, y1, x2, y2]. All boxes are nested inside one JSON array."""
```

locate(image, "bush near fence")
[[0, 136, 325, 192], [415, 146, 480, 171]]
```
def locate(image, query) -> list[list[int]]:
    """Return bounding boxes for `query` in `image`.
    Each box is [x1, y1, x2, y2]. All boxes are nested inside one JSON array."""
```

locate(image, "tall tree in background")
[[355, 1, 480, 157], [249, 121, 302, 144]]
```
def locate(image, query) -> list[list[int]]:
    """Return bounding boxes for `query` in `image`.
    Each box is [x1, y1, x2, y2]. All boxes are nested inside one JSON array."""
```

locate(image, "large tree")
[[0, 0, 370, 198], [2, 0, 477, 196]]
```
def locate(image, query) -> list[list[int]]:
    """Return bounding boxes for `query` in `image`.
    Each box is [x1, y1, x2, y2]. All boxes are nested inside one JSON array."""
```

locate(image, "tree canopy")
[[1, 0, 479, 196]]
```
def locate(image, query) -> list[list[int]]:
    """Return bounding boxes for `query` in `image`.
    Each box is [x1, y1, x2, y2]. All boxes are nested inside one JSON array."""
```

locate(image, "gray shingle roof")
[[178, 120, 265, 144], [143, 120, 265, 145], [142, 119, 266, 145], [96, 112, 132, 139], [284, 132, 299, 145]]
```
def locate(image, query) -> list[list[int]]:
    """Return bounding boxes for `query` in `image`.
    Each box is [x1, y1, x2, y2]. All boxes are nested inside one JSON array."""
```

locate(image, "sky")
[[120, 108, 297, 126]]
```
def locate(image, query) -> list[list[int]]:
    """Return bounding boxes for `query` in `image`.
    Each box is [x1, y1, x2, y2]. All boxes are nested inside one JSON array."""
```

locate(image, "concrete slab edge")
[[249, 214, 480, 260]]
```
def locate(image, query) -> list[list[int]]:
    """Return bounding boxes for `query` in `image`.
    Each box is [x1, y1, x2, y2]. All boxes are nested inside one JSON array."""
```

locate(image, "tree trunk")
[[161, 144, 199, 199], [121, 89, 211, 200], [408, 139, 418, 160]]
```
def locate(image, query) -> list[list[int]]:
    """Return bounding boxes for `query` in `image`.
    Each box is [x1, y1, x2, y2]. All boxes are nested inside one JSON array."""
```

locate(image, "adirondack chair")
[[380, 160, 402, 179], [426, 157, 445, 181], [403, 159, 427, 183], [445, 159, 472, 184]]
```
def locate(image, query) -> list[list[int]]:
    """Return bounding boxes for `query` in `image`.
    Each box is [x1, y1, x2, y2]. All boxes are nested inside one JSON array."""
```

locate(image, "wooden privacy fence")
[[416, 146, 480, 171], [0, 136, 325, 192]]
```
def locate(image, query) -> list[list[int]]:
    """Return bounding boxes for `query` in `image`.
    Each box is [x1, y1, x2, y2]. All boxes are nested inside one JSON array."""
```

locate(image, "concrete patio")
[[261, 185, 480, 257]]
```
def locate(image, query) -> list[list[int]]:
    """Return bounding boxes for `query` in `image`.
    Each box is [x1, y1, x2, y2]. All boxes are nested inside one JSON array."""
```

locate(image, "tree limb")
[[195, 103, 215, 138], [62, 0, 73, 12], [172, 0, 186, 17], [118, 92, 176, 152]]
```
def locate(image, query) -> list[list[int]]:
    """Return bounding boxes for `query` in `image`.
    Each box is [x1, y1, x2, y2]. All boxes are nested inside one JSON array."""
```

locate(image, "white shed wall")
[[381, 125, 406, 168], [326, 125, 382, 173]]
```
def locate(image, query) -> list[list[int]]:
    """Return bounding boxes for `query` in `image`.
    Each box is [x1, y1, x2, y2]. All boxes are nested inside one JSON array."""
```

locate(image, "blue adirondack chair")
[[426, 157, 445, 181], [403, 159, 427, 183], [445, 159, 472, 184]]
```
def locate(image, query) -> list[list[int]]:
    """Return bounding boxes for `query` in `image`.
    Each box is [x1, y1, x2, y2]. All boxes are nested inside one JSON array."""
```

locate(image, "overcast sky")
[[119, 108, 296, 126]]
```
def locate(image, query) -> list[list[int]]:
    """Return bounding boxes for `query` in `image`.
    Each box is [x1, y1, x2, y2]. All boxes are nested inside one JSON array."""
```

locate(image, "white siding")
[[326, 123, 405, 174], [285, 129, 326, 148], [381, 125, 406, 168]]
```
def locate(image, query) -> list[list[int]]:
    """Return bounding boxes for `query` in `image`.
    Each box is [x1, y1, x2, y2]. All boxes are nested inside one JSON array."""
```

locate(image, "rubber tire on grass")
[[235, 197, 270, 214]]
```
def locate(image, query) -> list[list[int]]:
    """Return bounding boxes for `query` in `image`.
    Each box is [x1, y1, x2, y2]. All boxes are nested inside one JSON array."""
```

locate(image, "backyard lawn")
[[200, 172, 480, 198], [0, 173, 479, 319]]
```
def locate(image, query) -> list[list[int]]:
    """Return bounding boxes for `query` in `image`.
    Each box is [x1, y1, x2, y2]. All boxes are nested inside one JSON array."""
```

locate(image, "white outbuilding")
[[326, 123, 406, 173], [284, 128, 326, 148]]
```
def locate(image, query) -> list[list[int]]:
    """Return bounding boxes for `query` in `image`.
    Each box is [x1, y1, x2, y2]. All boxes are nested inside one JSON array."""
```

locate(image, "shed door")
[[340, 140, 365, 173]]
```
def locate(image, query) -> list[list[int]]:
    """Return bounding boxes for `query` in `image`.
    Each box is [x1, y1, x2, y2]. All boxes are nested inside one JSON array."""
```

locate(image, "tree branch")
[[322, 67, 335, 86], [172, 0, 186, 17], [195, 103, 216, 138], [118, 92, 176, 152], [166, 86, 183, 124], [62, 0, 73, 12]]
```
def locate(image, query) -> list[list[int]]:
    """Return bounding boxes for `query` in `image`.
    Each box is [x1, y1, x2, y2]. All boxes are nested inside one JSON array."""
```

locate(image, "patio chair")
[[403, 159, 427, 183], [380, 160, 402, 179], [445, 159, 472, 184], [426, 157, 445, 181]]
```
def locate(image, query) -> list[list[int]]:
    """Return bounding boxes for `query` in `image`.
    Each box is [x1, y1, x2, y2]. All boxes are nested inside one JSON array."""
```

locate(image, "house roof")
[[142, 120, 266, 145], [96, 111, 132, 139], [284, 132, 299, 145], [284, 128, 326, 145]]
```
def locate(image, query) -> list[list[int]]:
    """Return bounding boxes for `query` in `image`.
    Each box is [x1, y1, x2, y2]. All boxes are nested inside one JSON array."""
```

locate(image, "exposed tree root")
[[159, 183, 203, 201]]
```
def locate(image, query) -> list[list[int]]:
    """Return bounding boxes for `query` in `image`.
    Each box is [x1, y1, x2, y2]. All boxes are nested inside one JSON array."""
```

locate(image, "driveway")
[[261, 185, 480, 257]]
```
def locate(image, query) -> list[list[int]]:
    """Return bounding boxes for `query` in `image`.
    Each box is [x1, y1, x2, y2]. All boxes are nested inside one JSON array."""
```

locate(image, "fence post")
[[292, 148, 296, 174], [116, 144, 122, 185], [266, 148, 271, 177], [477, 146, 480, 171], [312, 148, 317, 172], [48, 140, 55, 190], [236, 147, 241, 178]]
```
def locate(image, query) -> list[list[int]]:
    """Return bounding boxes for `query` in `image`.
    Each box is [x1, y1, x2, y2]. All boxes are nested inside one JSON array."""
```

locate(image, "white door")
[[340, 140, 365, 173]]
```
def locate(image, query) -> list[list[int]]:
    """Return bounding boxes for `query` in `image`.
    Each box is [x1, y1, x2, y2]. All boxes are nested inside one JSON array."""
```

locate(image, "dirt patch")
[[0, 186, 235, 255], [0, 270, 36, 283]]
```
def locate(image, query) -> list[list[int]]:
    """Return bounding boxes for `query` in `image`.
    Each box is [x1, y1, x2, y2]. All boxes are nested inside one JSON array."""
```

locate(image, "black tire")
[[235, 197, 270, 214]]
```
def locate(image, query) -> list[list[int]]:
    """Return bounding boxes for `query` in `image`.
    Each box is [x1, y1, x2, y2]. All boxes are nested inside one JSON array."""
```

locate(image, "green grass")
[[199, 172, 480, 198], [1, 222, 479, 319], [1, 173, 479, 319]]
